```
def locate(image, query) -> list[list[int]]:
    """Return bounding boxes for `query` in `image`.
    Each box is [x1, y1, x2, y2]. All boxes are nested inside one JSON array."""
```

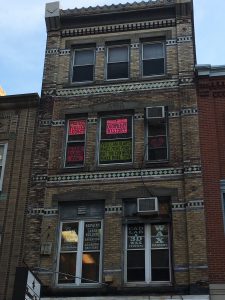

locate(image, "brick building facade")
[[196, 65, 225, 300], [0, 93, 39, 299], [19, 0, 208, 298]]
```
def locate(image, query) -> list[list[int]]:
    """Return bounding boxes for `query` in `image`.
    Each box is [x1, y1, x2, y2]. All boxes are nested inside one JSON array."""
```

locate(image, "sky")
[[0, 0, 224, 96]]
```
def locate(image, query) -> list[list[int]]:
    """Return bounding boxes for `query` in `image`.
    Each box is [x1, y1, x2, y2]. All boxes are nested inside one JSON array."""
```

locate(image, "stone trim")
[[39, 108, 198, 127], [45, 36, 193, 56], [28, 208, 58, 216], [105, 206, 122, 213], [61, 19, 176, 37], [174, 264, 208, 272], [172, 200, 204, 211], [33, 165, 201, 184], [55, 80, 178, 97]]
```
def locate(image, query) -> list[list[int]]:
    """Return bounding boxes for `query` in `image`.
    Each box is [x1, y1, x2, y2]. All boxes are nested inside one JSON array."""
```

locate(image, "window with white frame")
[[72, 48, 95, 83], [65, 118, 87, 168], [58, 220, 103, 285], [107, 45, 129, 80], [146, 107, 168, 162], [98, 114, 133, 165], [142, 42, 165, 77], [0, 144, 7, 191], [125, 223, 170, 283]]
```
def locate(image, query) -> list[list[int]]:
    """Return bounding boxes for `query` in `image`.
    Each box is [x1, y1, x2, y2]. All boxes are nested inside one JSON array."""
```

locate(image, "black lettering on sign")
[[83, 221, 101, 251]]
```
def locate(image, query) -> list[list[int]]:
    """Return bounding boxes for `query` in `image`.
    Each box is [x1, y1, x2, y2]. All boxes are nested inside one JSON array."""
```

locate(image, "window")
[[72, 49, 95, 83], [142, 42, 165, 77], [65, 119, 87, 167], [0, 144, 7, 191], [107, 45, 129, 80], [146, 107, 168, 162], [57, 220, 102, 285], [98, 115, 133, 165], [125, 223, 170, 283]]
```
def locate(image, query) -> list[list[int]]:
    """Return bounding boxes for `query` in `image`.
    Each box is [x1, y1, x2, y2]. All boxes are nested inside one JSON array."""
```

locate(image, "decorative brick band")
[[55, 80, 178, 97], [33, 165, 201, 184], [39, 108, 198, 127], [45, 36, 193, 56], [105, 206, 122, 213], [61, 19, 176, 37], [28, 208, 58, 216], [172, 200, 204, 211]]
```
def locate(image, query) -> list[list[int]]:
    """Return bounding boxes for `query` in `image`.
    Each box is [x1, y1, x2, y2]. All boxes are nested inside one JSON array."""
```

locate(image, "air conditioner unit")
[[137, 197, 159, 214], [145, 106, 165, 119]]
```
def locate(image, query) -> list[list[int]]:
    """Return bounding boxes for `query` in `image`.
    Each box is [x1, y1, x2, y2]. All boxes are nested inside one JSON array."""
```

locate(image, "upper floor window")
[[72, 49, 95, 83], [107, 45, 129, 80], [98, 115, 133, 165], [142, 42, 165, 77], [145, 106, 168, 162], [0, 144, 7, 191], [57, 220, 103, 285], [65, 119, 87, 168]]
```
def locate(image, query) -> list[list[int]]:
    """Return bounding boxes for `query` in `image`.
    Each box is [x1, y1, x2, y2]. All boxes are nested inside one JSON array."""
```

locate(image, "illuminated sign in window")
[[99, 115, 132, 164], [65, 119, 86, 167]]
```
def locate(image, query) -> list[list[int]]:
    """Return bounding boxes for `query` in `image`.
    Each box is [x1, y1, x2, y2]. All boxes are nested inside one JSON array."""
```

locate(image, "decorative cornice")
[[33, 165, 201, 184], [61, 18, 176, 37], [61, 0, 175, 17], [39, 108, 198, 127]]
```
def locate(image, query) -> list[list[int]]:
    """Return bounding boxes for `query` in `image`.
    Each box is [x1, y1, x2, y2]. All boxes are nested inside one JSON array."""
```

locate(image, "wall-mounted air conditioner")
[[145, 106, 165, 119], [137, 197, 159, 214]]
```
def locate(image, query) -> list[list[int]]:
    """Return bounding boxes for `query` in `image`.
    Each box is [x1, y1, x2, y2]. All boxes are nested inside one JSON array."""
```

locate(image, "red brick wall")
[[197, 76, 225, 283]]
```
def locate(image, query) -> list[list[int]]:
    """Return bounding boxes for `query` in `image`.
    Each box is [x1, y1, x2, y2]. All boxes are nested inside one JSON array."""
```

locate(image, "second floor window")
[[107, 45, 129, 80], [142, 42, 165, 77], [72, 49, 95, 83], [65, 119, 87, 168], [99, 115, 133, 165]]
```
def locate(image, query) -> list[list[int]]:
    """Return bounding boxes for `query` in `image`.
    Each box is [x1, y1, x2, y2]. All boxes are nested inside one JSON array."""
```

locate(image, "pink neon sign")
[[69, 120, 86, 136], [106, 118, 128, 135]]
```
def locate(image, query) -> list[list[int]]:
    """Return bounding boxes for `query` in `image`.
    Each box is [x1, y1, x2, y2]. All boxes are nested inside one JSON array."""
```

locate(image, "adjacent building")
[[0, 93, 39, 299], [196, 65, 225, 300]]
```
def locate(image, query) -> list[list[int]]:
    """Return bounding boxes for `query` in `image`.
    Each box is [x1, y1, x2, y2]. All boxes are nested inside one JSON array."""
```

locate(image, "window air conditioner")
[[145, 106, 165, 119], [137, 197, 159, 214]]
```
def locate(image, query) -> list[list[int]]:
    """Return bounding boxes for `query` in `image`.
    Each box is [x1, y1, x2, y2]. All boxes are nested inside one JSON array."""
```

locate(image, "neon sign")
[[106, 118, 128, 135], [69, 120, 86, 136]]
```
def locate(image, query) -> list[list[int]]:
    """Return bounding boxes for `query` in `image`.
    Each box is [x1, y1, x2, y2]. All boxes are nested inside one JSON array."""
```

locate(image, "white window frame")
[[124, 223, 171, 285], [56, 219, 103, 287], [141, 42, 165, 77], [0, 143, 8, 191], [64, 118, 87, 168], [72, 48, 95, 83], [98, 114, 134, 166], [106, 44, 130, 81]]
